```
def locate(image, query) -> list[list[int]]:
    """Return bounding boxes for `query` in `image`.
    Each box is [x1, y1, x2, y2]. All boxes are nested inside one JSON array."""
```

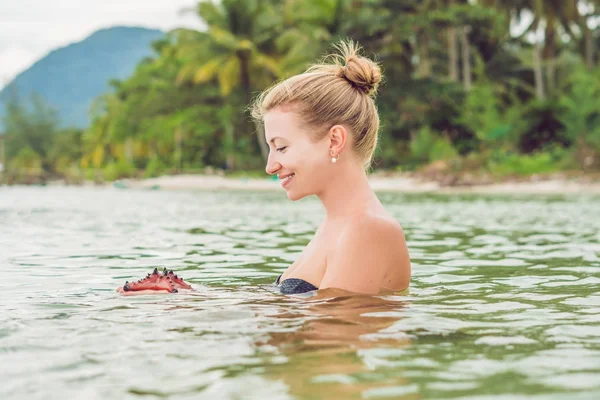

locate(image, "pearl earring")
[[329, 149, 339, 164]]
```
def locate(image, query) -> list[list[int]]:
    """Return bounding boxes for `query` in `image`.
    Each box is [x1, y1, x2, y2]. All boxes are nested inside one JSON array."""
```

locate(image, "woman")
[[252, 41, 411, 295], [116, 41, 410, 296]]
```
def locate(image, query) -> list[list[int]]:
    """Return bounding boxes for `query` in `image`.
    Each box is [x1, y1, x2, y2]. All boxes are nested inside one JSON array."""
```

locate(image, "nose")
[[265, 152, 281, 175]]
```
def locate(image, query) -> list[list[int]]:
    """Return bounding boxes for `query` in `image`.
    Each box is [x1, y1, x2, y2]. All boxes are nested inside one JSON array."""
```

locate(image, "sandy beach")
[[115, 173, 600, 195]]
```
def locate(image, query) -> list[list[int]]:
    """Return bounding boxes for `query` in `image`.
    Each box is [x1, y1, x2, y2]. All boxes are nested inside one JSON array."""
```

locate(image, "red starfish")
[[117, 268, 193, 295]]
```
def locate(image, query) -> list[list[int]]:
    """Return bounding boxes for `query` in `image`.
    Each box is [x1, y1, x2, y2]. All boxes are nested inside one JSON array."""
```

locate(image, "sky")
[[0, 0, 205, 89]]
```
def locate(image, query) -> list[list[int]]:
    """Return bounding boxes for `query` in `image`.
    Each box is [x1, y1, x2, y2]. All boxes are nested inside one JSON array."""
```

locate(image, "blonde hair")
[[251, 40, 382, 169]]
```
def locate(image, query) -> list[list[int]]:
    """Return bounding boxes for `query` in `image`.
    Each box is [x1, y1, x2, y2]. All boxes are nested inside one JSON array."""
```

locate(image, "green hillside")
[[0, 26, 165, 129]]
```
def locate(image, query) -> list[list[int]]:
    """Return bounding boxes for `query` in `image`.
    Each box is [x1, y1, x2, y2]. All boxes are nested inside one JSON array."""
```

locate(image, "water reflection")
[[257, 289, 415, 399]]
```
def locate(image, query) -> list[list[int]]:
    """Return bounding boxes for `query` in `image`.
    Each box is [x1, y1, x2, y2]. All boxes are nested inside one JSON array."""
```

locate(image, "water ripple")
[[0, 187, 599, 399]]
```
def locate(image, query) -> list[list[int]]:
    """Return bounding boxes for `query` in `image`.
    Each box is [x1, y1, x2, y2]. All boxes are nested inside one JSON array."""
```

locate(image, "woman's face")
[[264, 108, 331, 201]]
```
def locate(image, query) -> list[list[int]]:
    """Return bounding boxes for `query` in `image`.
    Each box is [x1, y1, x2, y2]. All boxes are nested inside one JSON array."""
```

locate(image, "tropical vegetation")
[[2, 0, 599, 184]]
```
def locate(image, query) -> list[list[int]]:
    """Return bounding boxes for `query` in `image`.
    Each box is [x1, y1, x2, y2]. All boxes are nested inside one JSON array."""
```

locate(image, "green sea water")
[[1, 186, 599, 399]]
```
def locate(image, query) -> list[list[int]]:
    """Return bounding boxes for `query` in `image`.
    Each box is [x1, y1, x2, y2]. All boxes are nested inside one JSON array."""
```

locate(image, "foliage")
[[486, 147, 572, 177], [143, 157, 170, 178], [9, 146, 43, 174], [102, 159, 136, 181], [2, 0, 600, 184], [3, 92, 57, 160], [459, 81, 525, 150], [48, 129, 83, 175], [557, 63, 600, 167], [409, 126, 458, 164]]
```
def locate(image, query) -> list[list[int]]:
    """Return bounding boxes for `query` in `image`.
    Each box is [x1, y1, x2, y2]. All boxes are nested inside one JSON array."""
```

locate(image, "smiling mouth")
[[280, 173, 295, 186]]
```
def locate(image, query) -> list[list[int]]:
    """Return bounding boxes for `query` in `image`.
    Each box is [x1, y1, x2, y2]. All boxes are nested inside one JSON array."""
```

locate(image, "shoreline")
[[111, 173, 600, 195]]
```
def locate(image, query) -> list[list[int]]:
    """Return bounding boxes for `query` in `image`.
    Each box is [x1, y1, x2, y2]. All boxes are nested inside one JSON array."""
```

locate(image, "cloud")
[[0, 46, 37, 87], [0, 0, 204, 89]]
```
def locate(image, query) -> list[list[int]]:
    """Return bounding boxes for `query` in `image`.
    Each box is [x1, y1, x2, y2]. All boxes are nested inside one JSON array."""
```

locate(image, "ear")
[[328, 125, 348, 155]]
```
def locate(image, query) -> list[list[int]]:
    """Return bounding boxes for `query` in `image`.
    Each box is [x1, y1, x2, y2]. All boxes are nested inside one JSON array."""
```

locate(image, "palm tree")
[[82, 93, 117, 171], [480, 0, 585, 98], [176, 0, 281, 166], [579, 0, 599, 69], [478, 0, 544, 98], [447, 0, 460, 82], [274, 0, 346, 75]]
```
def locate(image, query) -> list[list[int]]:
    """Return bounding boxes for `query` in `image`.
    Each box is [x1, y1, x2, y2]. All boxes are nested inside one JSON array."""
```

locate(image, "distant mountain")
[[0, 26, 165, 130]]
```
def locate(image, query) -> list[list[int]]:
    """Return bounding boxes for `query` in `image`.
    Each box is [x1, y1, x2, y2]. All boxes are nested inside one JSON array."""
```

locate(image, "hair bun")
[[336, 42, 382, 97]]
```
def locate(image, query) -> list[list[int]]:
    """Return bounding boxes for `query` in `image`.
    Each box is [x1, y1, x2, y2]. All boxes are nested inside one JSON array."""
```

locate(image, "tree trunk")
[[544, 25, 556, 94], [533, 39, 545, 100], [416, 29, 432, 78], [460, 26, 471, 91], [546, 57, 555, 93], [401, 40, 414, 76], [328, 0, 344, 35], [226, 154, 234, 171], [583, 16, 595, 69], [224, 120, 235, 170], [125, 137, 134, 163], [448, 26, 458, 82], [174, 128, 183, 173]]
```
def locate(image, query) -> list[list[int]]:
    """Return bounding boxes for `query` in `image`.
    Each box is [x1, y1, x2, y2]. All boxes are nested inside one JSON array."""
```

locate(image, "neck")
[[316, 160, 380, 220]]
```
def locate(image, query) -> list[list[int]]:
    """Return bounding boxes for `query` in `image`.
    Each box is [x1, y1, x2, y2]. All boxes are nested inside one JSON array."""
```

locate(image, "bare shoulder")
[[339, 213, 406, 247], [320, 213, 411, 294]]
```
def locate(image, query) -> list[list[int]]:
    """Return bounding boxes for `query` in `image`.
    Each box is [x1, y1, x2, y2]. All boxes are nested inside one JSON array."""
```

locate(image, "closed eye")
[[276, 146, 288, 152]]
